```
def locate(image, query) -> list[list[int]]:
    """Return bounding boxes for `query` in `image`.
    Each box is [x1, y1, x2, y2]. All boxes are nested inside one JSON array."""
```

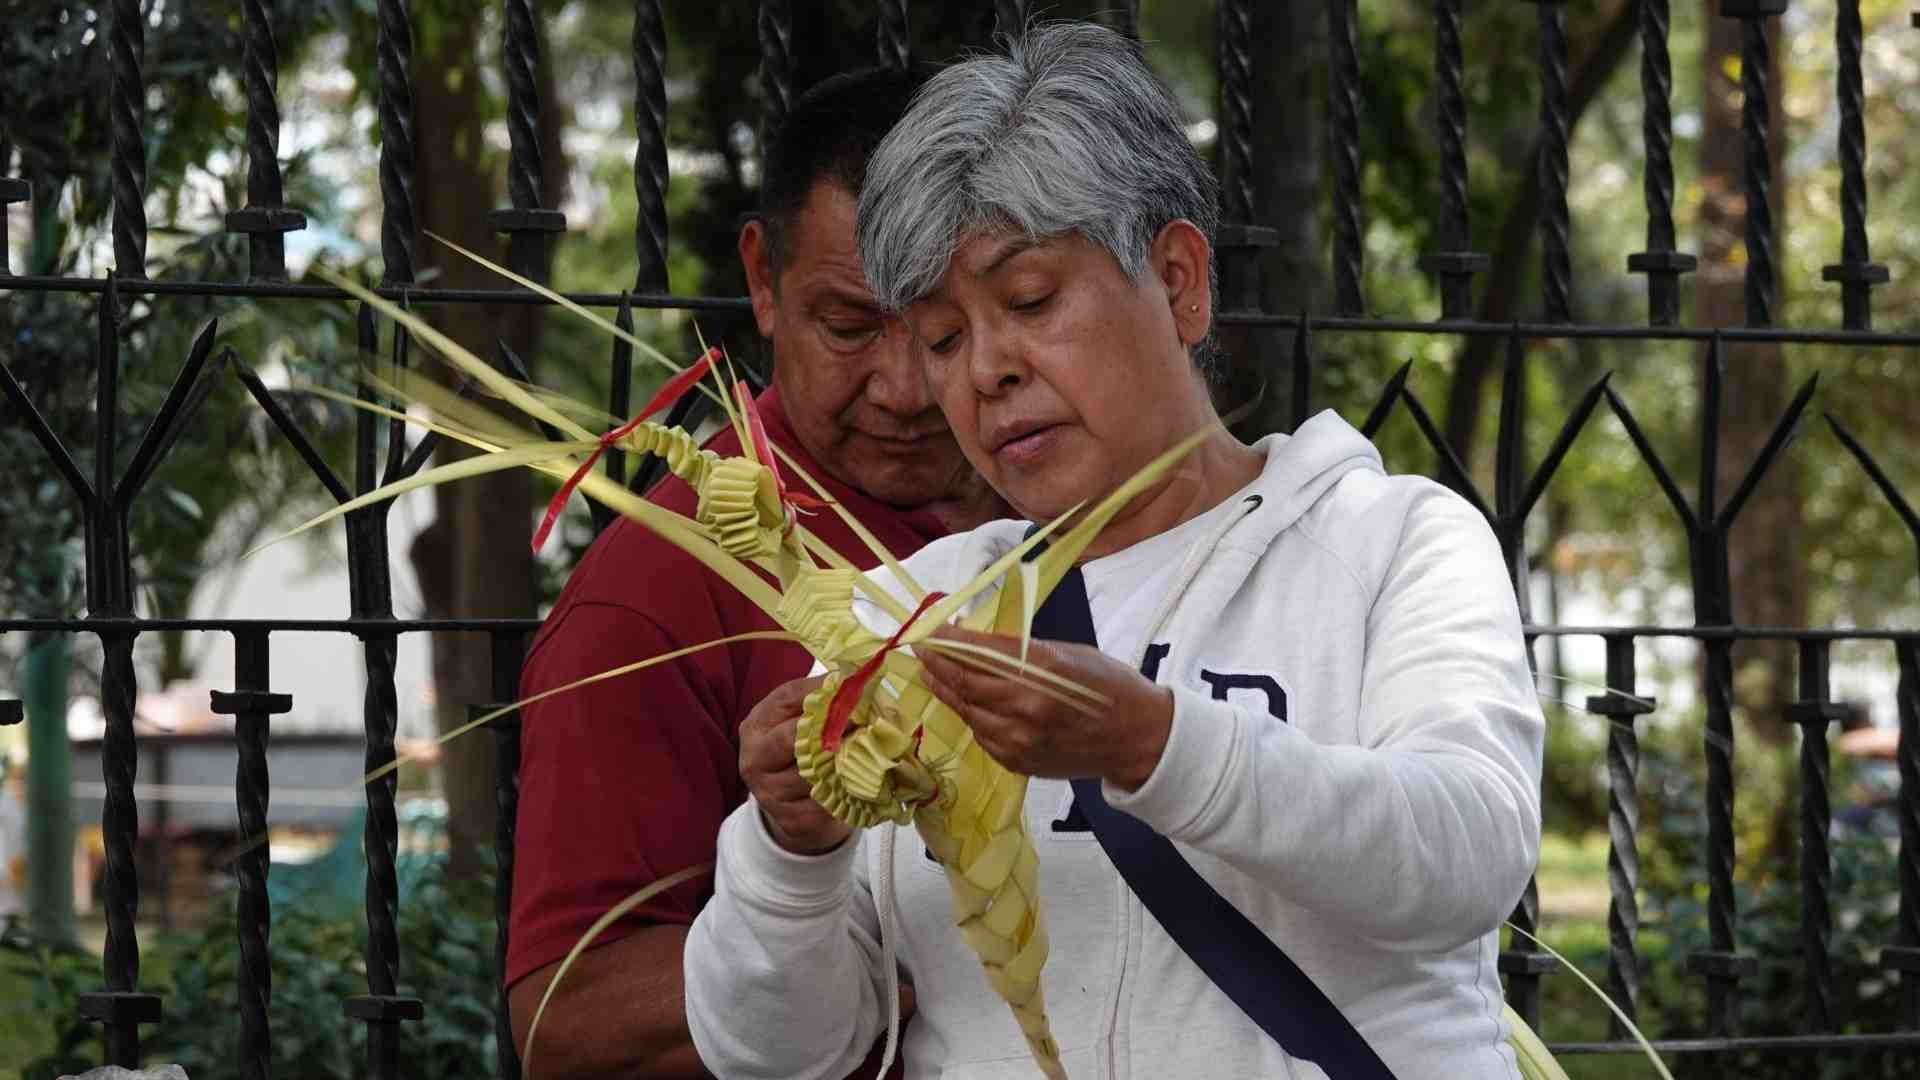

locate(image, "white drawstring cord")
[[875, 824, 903, 1079]]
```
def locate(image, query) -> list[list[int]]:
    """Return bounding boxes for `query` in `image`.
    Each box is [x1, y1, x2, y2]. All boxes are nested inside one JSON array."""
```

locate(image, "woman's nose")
[[968, 333, 1025, 397]]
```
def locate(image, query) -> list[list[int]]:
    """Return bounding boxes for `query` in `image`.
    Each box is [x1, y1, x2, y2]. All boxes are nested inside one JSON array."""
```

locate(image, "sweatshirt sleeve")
[[1104, 489, 1544, 952], [685, 799, 888, 1080]]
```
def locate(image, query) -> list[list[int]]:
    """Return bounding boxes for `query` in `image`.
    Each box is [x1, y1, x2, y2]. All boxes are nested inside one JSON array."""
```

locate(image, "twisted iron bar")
[[211, 631, 289, 1080], [1833, 0, 1869, 272], [358, 600, 402, 1006], [1217, 0, 1256, 226], [241, 1, 283, 216], [1536, 1, 1571, 323], [229, 0, 305, 282], [237, 711, 272, 1080], [99, 631, 140, 994], [1821, 0, 1886, 330], [503, 0, 547, 214], [1700, 635, 1743, 1033], [1328, 0, 1365, 315], [1740, 17, 1776, 328], [1503, 876, 1549, 1029], [1792, 641, 1835, 1033], [879, 0, 910, 69], [1419, 0, 1487, 319], [378, 0, 417, 285], [1605, 716, 1643, 1032], [1897, 642, 1920, 1027], [635, 0, 669, 291], [757, 0, 792, 158], [1639, 0, 1678, 254], [1433, 0, 1469, 254], [1627, 0, 1694, 325], [994, 0, 1028, 38], [110, 0, 147, 277], [488, 630, 528, 1080], [1594, 636, 1652, 1037]]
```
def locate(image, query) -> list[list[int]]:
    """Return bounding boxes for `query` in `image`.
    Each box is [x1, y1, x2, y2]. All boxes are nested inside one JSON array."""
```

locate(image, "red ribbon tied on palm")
[[821, 589, 947, 753], [530, 347, 720, 553]]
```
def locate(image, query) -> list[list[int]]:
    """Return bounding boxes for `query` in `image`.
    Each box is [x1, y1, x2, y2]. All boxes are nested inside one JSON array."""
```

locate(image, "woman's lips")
[[992, 423, 1065, 467]]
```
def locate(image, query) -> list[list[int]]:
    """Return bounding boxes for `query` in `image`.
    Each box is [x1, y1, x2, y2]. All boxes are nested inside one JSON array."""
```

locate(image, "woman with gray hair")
[[685, 23, 1543, 1079]]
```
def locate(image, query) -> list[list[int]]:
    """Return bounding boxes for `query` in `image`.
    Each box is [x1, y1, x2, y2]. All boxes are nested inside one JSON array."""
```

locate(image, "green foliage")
[[1532, 711, 1914, 1077], [0, 923, 99, 1080], [4, 856, 501, 1080]]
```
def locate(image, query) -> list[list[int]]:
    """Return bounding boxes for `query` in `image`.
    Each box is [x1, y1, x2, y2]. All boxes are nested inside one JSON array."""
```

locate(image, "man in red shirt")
[[505, 67, 1005, 1077]]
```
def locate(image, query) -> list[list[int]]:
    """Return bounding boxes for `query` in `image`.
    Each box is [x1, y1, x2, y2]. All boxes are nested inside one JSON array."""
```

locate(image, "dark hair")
[[759, 65, 927, 273]]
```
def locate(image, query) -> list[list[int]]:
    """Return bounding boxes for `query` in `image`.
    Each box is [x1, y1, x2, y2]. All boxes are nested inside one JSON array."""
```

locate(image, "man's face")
[[742, 182, 980, 509]]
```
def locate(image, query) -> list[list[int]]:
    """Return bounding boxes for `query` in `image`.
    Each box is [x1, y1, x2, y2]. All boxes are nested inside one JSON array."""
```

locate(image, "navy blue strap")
[[1031, 565, 1397, 1080]]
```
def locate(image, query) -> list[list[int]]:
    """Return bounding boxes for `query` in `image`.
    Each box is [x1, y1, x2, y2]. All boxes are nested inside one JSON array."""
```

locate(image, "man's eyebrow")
[[806, 289, 885, 314]]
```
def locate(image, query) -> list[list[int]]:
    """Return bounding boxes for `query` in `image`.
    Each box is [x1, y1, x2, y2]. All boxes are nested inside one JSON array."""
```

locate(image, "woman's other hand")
[[918, 627, 1174, 791], [739, 675, 853, 855]]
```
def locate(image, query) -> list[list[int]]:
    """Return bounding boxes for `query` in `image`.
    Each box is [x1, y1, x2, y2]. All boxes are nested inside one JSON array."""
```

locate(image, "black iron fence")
[[1, 0, 1917, 1077]]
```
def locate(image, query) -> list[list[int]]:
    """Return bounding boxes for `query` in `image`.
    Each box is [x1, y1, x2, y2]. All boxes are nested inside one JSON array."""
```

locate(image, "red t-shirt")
[[506, 387, 949, 988]]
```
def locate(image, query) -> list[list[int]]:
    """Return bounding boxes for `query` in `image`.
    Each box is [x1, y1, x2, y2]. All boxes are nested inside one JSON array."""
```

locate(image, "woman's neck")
[[1077, 426, 1264, 562]]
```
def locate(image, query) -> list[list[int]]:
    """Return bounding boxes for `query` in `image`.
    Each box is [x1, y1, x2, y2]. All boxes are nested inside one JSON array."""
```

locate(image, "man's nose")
[[865, 323, 937, 416]]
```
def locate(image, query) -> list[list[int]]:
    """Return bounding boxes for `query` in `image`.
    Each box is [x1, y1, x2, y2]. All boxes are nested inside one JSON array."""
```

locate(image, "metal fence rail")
[[1, 1, 1916, 1077]]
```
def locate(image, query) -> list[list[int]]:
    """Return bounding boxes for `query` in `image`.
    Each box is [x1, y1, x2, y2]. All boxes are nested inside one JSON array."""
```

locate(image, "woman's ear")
[[739, 217, 780, 339], [1149, 219, 1214, 347]]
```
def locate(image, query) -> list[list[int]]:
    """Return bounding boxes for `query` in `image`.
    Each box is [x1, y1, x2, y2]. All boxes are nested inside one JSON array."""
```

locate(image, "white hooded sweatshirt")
[[685, 411, 1545, 1080]]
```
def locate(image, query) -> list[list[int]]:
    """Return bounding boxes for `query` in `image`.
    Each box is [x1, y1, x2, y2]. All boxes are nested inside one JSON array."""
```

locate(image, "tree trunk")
[[1243, 0, 1324, 438], [1696, 6, 1802, 738], [407, 4, 567, 881], [24, 630, 76, 944]]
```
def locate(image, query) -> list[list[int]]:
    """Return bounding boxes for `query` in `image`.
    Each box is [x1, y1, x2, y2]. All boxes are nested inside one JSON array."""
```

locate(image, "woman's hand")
[[739, 675, 853, 855], [917, 626, 1174, 791]]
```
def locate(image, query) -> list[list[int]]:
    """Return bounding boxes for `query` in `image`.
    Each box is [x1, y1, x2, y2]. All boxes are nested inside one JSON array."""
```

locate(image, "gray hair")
[[856, 21, 1221, 375]]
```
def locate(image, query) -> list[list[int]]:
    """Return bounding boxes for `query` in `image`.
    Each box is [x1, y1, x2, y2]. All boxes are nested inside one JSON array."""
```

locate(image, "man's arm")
[[504, 581, 744, 1079], [508, 925, 707, 1079]]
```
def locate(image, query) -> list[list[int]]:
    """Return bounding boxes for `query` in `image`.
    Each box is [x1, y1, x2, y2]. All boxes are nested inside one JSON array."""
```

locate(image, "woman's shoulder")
[[1294, 469, 1501, 583]]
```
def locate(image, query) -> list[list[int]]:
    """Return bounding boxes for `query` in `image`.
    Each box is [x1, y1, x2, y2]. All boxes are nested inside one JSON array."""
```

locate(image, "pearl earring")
[[1188, 304, 1199, 312]]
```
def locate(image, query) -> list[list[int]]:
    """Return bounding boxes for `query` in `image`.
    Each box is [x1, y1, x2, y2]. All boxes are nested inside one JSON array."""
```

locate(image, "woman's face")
[[902, 224, 1216, 522]]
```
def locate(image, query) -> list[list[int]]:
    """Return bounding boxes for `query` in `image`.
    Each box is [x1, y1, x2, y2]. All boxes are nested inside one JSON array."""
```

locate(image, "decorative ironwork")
[[879, 0, 910, 68], [225, 0, 308, 282], [110, 0, 147, 279], [1327, 0, 1365, 315], [208, 632, 294, 1080], [1820, 0, 1888, 329], [1627, 0, 1696, 325], [1533, 0, 1571, 323], [483, 630, 528, 1080], [491, 0, 568, 281], [635, 0, 669, 292], [1418, 0, 1490, 319], [1591, 636, 1655, 1036], [378, 0, 417, 285], [1787, 640, 1842, 1031], [758, 0, 793, 155]]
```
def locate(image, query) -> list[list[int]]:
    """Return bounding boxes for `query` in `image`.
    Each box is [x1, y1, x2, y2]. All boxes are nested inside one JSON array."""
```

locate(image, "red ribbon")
[[733, 378, 840, 533], [821, 589, 948, 753], [530, 347, 720, 554]]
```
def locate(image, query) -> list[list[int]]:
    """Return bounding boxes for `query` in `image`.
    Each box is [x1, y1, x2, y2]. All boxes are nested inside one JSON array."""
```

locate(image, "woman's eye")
[[928, 331, 961, 355], [1011, 293, 1053, 313]]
